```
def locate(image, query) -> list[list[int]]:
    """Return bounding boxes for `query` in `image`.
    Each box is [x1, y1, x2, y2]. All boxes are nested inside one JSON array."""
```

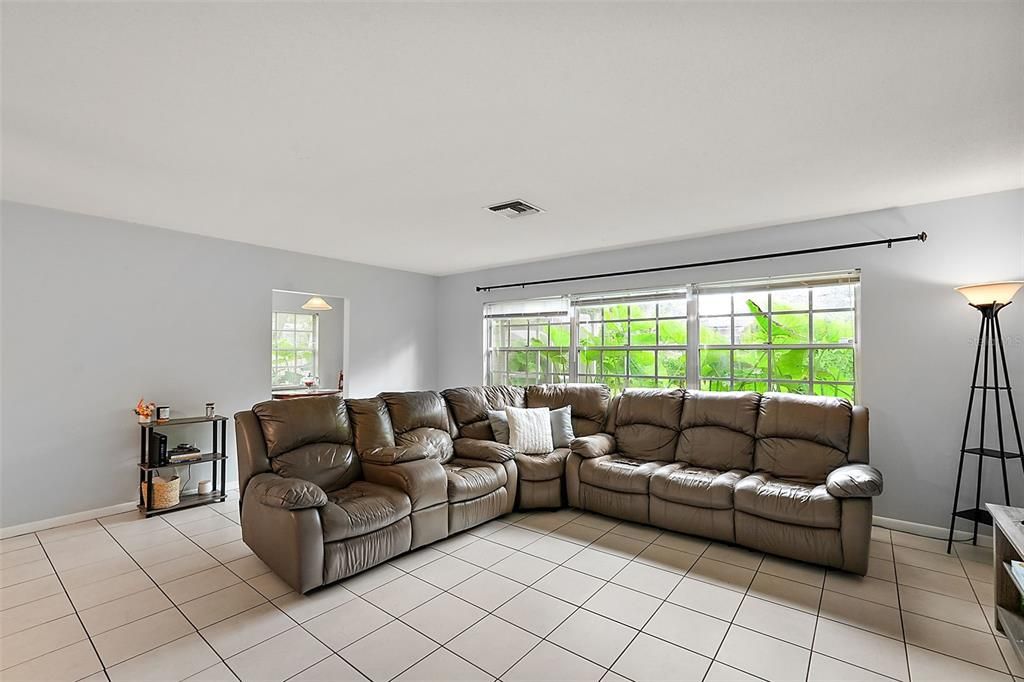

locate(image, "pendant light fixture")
[[301, 296, 332, 311]]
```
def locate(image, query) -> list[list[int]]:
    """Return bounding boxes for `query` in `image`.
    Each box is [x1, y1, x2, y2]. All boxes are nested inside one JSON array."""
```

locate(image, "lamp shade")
[[955, 282, 1024, 307], [301, 296, 333, 311]]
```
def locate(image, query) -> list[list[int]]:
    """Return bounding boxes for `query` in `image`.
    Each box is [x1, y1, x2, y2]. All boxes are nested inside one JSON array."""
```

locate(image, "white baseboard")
[[873, 514, 993, 547], [1, 483, 239, 539], [1, 501, 139, 539]]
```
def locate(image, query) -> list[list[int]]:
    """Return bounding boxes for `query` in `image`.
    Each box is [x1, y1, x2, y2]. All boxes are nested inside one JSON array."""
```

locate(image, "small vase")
[[138, 414, 151, 424]]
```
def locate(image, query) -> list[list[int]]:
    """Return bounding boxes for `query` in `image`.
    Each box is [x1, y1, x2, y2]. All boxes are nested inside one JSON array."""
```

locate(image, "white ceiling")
[[3, 2, 1022, 276]]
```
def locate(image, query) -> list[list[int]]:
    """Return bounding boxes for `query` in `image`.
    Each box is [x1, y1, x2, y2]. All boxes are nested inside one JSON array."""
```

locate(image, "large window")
[[483, 272, 859, 399], [272, 312, 319, 387]]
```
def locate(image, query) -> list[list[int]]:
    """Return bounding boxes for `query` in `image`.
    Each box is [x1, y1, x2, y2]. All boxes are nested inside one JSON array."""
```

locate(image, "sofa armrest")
[[360, 445, 428, 466], [570, 433, 617, 459], [453, 438, 515, 462], [248, 473, 328, 510], [362, 458, 448, 512], [240, 489, 325, 593], [826, 464, 883, 498]]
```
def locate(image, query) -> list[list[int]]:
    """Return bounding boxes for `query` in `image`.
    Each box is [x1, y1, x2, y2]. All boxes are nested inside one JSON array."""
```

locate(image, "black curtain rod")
[[476, 231, 928, 292]]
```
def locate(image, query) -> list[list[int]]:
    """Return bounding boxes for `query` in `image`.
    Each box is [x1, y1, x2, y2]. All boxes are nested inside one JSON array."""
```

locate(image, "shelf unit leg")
[[221, 420, 227, 499], [212, 420, 219, 493], [993, 324, 1011, 506], [975, 316, 993, 545]]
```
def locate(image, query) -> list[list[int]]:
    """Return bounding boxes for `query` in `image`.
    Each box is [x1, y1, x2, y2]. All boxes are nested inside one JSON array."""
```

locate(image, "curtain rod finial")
[[919, 231, 928, 242]]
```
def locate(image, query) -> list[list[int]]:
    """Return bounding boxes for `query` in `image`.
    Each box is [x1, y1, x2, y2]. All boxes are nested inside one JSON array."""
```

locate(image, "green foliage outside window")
[[699, 299, 855, 399], [272, 312, 317, 387], [488, 286, 855, 399]]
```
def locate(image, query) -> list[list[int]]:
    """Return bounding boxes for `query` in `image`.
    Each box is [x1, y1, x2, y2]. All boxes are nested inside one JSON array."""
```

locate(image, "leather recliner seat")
[[568, 389, 681, 524], [235, 391, 519, 593], [567, 388, 879, 574], [235, 396, 414, 593], [442, 384, 610, 508], [649, 390, 761, 543]]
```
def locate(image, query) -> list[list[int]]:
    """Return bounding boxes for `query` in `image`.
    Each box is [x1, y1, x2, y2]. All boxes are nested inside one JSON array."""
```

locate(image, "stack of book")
[[168, 445, 202, 464]]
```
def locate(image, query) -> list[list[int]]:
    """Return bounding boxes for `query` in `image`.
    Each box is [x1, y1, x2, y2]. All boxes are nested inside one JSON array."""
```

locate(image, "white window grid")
[[272, 311, 319, 388], [574, 297, 688, 392], [695, 283, 858, 400], [485, 315, 571, 386]]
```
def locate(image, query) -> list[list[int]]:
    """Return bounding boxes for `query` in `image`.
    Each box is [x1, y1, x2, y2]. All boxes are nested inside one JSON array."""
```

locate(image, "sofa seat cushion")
[[320, 481, 412, 543], [516, 448, 570, 482], [650, 464, 745, 510], [444, 459, 508, 503], [579, 455, 664, 494], [734, 473, 840, 529]]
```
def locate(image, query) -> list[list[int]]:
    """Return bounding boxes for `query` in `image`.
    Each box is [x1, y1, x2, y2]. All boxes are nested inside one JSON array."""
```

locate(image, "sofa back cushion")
[[380, 391, 455, 463], [272, 443, 361, 493], [677, 391, 760, 471], [612, 388, 684, 461], [526, 384, 610, 437], [754, 392, 852, 483], [252, 396, 359, 492], [347, 397, 396, 453], [442, 385, 526, 440], [253, 395, 352, 457]]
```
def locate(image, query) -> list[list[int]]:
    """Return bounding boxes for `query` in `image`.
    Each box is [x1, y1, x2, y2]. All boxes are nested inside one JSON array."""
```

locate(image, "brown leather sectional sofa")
[[235, 384, 882, 593]]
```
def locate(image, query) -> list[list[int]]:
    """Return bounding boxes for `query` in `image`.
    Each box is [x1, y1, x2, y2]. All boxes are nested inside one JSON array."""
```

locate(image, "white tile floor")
[[0, 498, 1019, 682]]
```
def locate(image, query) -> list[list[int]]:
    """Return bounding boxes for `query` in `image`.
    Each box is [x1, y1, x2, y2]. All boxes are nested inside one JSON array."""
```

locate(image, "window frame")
[[483, 308, 572, 386], [272, 311, 320, 389], [572, 292, 689, 392], [694, 278, 859, 400], [483, 271, 860, 401]]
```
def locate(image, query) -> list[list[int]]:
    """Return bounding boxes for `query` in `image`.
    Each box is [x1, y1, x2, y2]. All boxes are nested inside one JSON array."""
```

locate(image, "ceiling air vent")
[[487, 199, 543, 219]]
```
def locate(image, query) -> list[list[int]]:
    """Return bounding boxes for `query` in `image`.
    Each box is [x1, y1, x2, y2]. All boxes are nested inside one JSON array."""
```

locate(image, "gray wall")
[[271, 290, 346, 392], [436, 189, 1024, 529], [1, 202, 437, 526]]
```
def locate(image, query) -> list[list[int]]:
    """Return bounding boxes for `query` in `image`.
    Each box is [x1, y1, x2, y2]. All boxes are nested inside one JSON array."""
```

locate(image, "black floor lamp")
[[947, 281, 1024, 553]]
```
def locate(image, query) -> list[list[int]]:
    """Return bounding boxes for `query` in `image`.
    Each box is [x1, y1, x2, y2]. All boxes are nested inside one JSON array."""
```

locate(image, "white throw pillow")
[[505, 406, 554, 454]]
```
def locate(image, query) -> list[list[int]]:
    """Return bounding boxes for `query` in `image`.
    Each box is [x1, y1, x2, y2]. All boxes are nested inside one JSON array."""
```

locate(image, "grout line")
[[30, 532, 108, 679], [812, 651, 904, 682], [0, 592, 78, 637], [93, 513, 243, 681], [360, 514, 588, 680], [0, 559, 58, 590], [605, 524, 716, 682], [700, 549, 765, 682], [278, 652, 338, 682], [804, 561, 826, 682], [483, 520, 665, 679]]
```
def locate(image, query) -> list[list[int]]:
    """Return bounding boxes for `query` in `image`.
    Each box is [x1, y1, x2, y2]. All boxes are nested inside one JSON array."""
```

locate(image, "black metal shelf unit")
[[139, 415, 228, 516]]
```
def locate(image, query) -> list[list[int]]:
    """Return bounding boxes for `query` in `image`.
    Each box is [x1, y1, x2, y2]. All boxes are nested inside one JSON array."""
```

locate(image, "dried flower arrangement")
[[135, 398, 156, 423]]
